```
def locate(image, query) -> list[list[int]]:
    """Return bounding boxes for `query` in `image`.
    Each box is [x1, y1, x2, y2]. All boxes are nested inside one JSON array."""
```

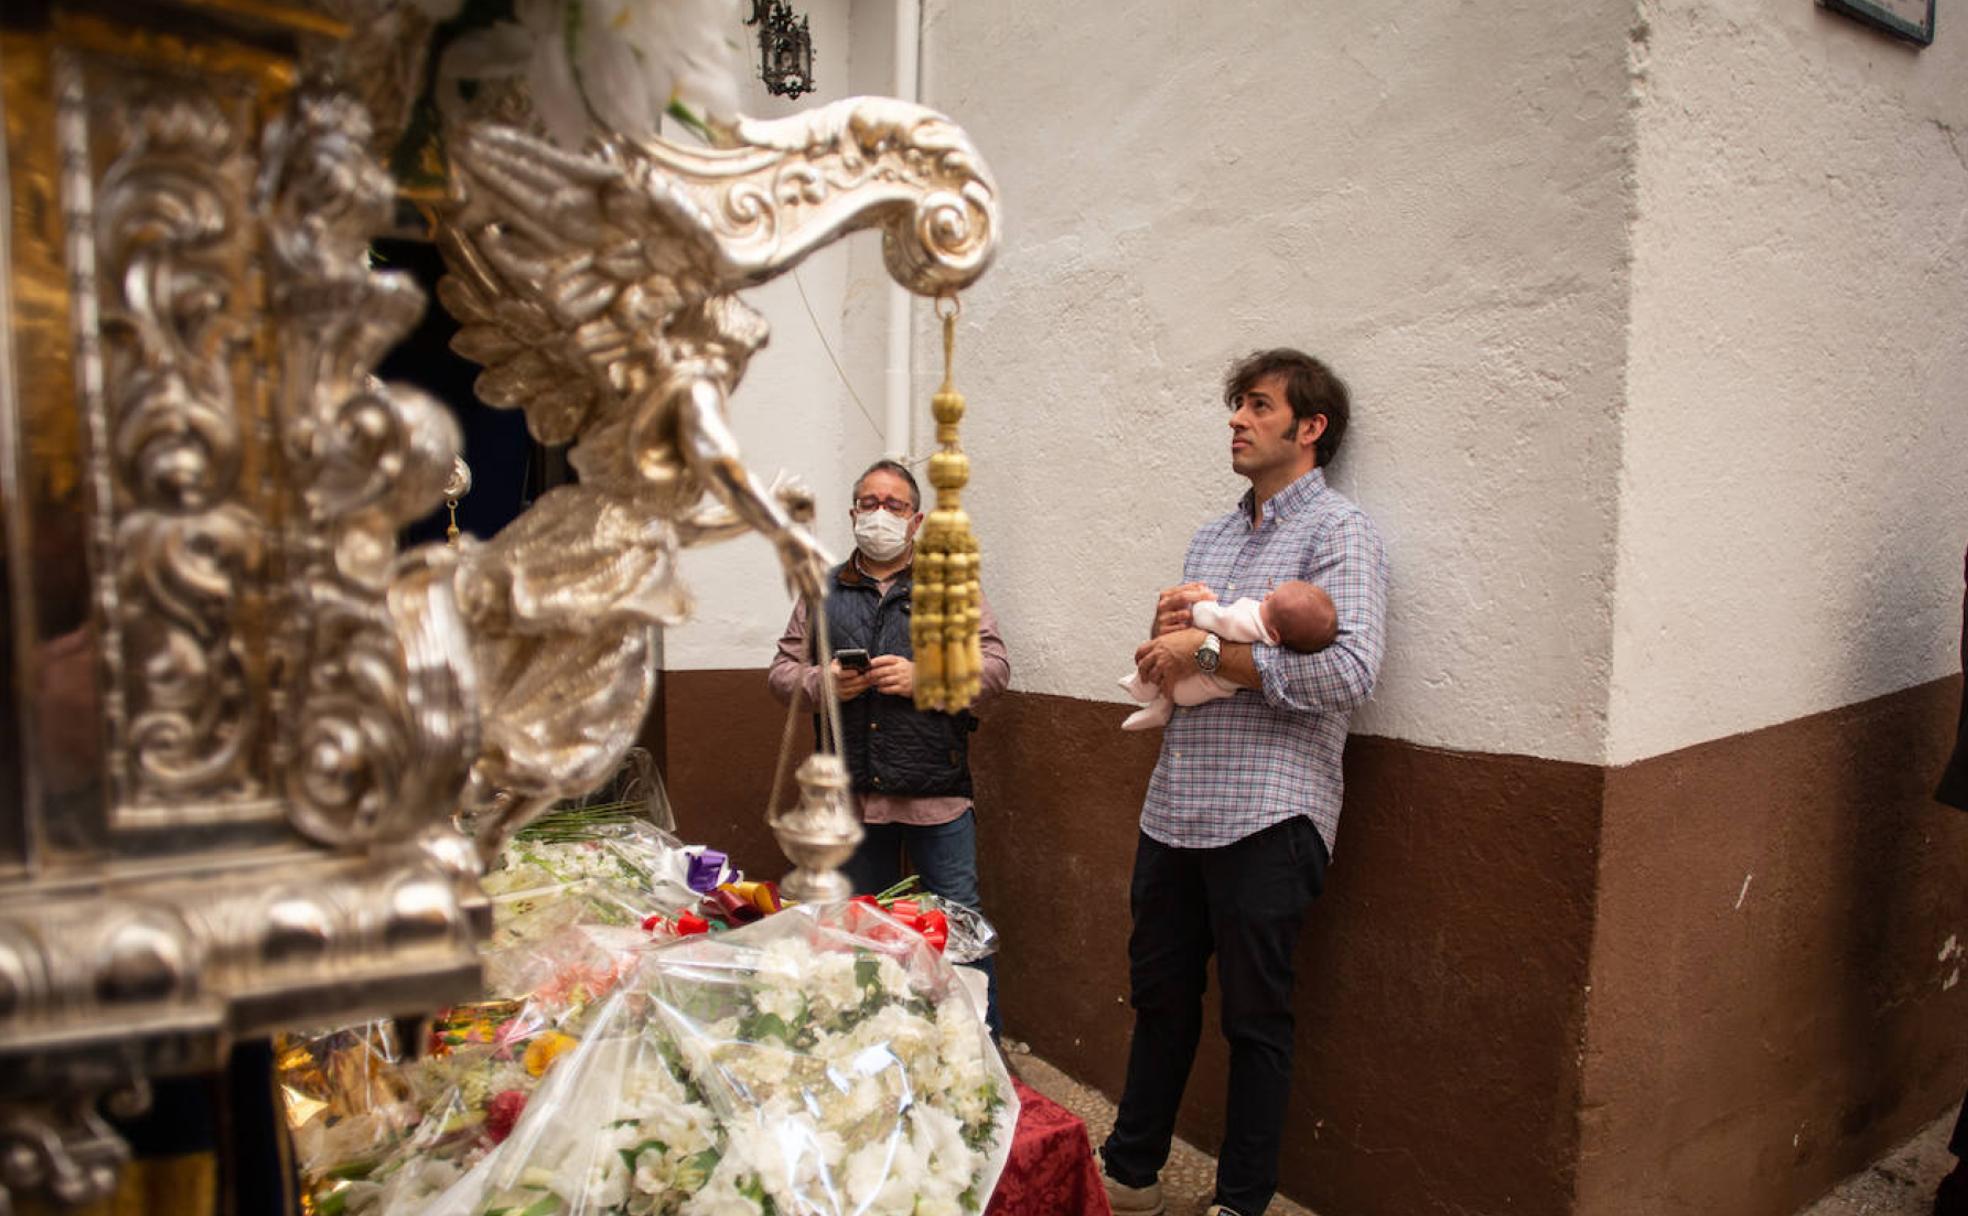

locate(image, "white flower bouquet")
[[484, 816, 728, 957], [282, 801, 1012, 1215], [421, 900, 1017, 1216]]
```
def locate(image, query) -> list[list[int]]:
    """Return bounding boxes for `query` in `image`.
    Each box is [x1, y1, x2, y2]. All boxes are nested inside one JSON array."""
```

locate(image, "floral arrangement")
[[286, 923, 647, 1213], [485, 814, 724, 954], [433, 901, 1015, 1216], [283, 821, 1013, 1216], [285, 814, 700, 1213]]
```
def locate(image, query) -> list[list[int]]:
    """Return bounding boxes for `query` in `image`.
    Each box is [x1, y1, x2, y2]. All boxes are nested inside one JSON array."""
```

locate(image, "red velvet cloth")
[[986, 1076, 1114, 1216]]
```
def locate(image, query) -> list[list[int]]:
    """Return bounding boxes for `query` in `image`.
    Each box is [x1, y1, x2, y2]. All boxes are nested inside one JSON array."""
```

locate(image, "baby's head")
[[1260, 580, 1337, 653]]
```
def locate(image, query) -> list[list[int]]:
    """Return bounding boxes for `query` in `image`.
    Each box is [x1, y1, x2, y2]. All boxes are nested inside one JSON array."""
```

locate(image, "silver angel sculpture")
[[428, 99, 999, 853]]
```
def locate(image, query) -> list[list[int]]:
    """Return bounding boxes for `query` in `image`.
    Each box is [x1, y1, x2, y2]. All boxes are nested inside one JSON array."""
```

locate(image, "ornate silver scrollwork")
[[262, 85, 479, 850], [0, 1083, 149, 1215], [0, 10, 489, 1206], [62, 60, 270, 819]]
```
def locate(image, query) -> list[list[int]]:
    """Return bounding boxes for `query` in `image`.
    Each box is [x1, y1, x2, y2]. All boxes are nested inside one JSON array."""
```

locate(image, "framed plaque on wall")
[[1819, 0, 1936, 45]]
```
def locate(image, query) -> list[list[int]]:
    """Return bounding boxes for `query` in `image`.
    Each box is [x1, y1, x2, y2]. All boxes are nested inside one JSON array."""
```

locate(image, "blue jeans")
[[843, 808, 1001, 1036]]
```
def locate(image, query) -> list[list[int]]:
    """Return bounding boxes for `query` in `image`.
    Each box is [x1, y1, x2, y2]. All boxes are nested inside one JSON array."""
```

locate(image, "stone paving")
[[1005, 1039, 1957, 1216], [1005, 1042, 1313, 1216], [1797, 1106, 1955, 1216]]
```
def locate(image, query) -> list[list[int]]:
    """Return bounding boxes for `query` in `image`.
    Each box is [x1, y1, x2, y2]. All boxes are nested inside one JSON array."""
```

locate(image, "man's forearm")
[[1218, 642, 1260, 689], [767, 655, 820, 707]]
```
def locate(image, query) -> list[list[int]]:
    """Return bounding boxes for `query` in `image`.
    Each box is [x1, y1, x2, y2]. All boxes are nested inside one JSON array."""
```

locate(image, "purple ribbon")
[[685, 849, 727, 894]]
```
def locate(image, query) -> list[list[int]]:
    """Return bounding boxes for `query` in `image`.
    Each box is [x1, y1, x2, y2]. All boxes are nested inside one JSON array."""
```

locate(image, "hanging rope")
[[768, 592, 847, 819]]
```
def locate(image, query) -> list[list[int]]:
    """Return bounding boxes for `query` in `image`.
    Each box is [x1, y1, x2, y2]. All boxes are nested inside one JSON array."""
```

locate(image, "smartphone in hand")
[[835, 648, 871, 671]]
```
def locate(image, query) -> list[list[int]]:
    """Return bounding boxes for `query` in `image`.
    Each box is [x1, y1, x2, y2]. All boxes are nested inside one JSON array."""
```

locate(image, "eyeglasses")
[[854, 495, 916, 515]]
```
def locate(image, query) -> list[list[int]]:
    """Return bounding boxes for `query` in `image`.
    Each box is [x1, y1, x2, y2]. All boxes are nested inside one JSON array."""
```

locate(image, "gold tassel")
[[912, 296, 982, 712]]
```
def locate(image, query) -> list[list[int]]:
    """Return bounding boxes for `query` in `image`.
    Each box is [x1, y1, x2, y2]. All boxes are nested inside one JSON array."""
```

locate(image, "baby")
[[1118, 579, 1336, 730]]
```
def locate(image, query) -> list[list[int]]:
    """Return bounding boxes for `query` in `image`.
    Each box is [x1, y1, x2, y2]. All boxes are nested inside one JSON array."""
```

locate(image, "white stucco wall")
[[919, 0, 1639, 763], [662, 0, 871, 671], [662, 0, 1968, 768], [1605, 0, 1968, 764]]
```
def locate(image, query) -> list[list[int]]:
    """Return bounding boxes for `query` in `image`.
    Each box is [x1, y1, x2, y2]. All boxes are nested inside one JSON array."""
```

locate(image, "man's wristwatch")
[[1194, 633, 1222, 674]]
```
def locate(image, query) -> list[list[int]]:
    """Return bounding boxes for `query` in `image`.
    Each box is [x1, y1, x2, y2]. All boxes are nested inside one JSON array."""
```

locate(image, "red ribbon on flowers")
[[706, 887, 758, 924], [644, 910, 722, 937], [850, 895, 948, 953], [916, 909, 949, 953]]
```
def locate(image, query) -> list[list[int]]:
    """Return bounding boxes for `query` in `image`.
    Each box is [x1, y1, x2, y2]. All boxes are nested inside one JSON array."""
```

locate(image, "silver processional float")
[[0, 0, 999, 1208]]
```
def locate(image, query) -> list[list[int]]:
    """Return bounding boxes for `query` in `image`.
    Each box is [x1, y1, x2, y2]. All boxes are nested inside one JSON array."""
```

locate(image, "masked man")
[[768, 459, 1010, 1033]]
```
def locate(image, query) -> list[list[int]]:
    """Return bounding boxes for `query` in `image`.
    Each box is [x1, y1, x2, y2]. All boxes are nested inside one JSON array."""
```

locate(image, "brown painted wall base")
[[967, 696, 1607, 1216], [653, 668, 1968, 1216], [643, 668, 801, 883], [1577, 678, 1968, 1216]]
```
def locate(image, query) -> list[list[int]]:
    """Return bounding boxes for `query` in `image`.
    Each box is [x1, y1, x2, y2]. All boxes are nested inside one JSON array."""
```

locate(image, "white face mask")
[[853, 508, 914, 562]]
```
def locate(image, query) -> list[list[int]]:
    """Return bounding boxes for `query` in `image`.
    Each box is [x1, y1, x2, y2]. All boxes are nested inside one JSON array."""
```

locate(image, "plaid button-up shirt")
[[1141, 468, 1388, 856]]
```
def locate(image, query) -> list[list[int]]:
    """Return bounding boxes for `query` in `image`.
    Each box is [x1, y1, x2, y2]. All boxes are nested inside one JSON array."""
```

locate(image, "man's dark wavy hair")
[[1223, 348, 1350, 468]]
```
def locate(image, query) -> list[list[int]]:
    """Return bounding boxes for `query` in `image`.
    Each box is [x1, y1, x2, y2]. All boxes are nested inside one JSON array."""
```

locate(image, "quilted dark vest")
[[820, 561, 976, 799]]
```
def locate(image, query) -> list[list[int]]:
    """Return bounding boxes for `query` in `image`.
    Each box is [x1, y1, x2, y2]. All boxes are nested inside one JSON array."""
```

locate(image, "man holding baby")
[[1101, 349, 1389, 1216]]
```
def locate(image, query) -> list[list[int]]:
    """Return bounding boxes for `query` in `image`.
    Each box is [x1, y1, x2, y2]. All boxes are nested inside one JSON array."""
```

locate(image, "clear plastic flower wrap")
[[277, 1021, 420, 1207], [284, 812, 722, 1214], [417, 900, 1018, 1216], [854, 877, 1000, 966], [284, 920, 650, 1214], [917, 895, 999, 965], [487, 816, 727, 944]]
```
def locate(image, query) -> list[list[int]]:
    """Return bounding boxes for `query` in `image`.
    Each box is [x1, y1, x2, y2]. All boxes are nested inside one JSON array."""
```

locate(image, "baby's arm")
[[1191, 597, 1271, 645]]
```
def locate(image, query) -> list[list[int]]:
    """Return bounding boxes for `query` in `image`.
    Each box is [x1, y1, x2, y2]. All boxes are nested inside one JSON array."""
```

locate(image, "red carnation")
[[486, 1089, 528, 1143]]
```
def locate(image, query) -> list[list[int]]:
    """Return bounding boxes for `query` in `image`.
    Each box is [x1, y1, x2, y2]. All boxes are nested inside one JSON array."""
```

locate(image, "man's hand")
[[1153, 582, 1216, 637], [1135, 627, 1206, 693], [831, 658, 873, 701], [868, 654, 914, 698]]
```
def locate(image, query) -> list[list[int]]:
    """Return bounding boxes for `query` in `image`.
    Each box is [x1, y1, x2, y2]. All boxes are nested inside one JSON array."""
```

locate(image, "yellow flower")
[[523, 1031, 577, 1077]]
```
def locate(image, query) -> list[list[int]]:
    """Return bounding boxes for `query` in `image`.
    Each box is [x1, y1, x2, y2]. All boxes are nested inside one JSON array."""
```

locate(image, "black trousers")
[[1100, 817, 1329, 1216]]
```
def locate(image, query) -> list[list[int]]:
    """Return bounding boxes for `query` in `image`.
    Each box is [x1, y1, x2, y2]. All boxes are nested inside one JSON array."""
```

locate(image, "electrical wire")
[[789, 267, 932, 472]]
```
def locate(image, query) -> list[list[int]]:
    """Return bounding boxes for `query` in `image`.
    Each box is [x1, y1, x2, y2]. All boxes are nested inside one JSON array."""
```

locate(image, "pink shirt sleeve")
[[972, 587, 1011, 707], [767, 595, 823, 708]]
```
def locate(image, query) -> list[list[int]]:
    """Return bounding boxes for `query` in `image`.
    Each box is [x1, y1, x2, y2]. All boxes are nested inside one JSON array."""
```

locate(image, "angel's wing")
[[433, 123, 728, 448]]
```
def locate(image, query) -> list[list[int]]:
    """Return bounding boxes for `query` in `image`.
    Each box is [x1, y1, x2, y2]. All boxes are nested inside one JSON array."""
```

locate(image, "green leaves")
[[675, 1146, 722, 1192], [482, 1194, 560, 1216], [734, 1175, 782, 1215], [739, 1011, 794, 1045], [618, 1136, 671, 1172]]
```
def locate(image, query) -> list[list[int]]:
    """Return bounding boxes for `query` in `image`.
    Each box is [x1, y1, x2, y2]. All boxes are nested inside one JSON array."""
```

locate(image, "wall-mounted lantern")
[[745, 0, 817, 98]]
